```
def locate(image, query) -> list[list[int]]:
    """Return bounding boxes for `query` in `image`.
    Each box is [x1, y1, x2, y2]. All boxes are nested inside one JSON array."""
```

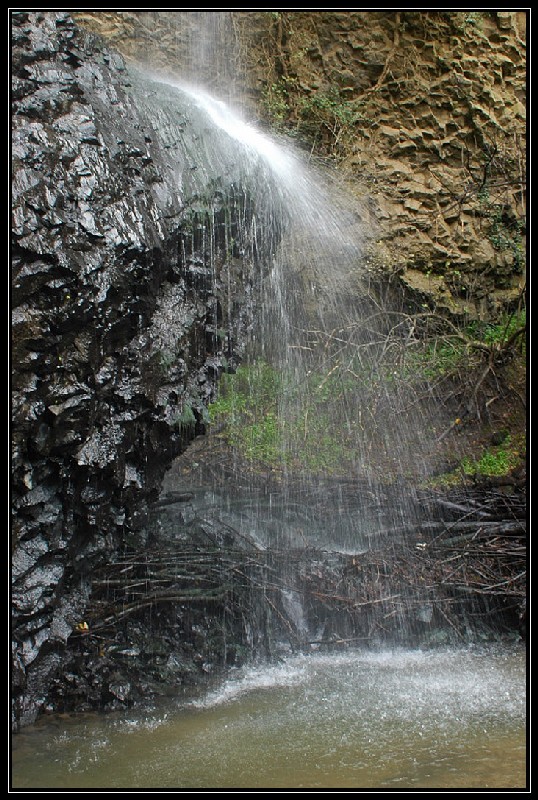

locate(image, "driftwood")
[[85, 483, 526, 651]]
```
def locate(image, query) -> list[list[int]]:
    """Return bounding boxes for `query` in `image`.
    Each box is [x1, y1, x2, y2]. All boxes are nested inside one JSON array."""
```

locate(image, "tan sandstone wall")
[[74, 10, 526, 321]]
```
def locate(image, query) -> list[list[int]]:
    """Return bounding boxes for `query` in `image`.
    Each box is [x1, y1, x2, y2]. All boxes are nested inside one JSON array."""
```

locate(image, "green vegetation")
[[261, 81, 291, 128], [209, 360, 359, 474], [466, 308, 526, 349], [425, 432, 525, 489], [400, 339, 469, 381], [208, 303, 525, 482], [460, 437, 522, 477], [478, 190, 526, 273], [397, 308, 526, 383], [261, 75, 366, 153], [297, 89, 363, 138]]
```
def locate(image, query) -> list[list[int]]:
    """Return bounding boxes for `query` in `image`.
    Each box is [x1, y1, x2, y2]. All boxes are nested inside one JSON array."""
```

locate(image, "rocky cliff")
[[75, 10, 526, 319], [11, 11, 281, 728], [249, 11, 526, 318]]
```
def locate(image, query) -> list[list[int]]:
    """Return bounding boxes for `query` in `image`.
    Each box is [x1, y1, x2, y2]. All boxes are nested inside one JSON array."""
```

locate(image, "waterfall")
[[11, 10, 525, 736], [125, 12, 523, 654]]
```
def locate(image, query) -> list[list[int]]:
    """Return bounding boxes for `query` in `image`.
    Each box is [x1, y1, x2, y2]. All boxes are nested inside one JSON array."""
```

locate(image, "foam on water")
[[12, 644, 526, 789], [188, 645, 526, 727], [189, 658, 310, 709]]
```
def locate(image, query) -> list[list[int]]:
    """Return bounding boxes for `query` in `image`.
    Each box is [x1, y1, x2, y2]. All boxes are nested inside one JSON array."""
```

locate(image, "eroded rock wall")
[[248, 11, 526, 318], [11, 11, 274, 728], [75, 10, 526, 318]]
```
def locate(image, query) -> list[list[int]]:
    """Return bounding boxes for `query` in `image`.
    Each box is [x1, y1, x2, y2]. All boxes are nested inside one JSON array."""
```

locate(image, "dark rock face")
[[11, 11, 279, 729]]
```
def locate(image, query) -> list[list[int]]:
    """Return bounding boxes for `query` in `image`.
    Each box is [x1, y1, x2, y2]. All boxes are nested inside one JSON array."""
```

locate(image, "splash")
[[188, 646, 526, 721]]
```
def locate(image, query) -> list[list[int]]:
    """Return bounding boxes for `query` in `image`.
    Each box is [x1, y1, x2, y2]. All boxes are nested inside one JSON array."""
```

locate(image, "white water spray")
[[135, 17, 520, 650], [146, 70, 366, 290]]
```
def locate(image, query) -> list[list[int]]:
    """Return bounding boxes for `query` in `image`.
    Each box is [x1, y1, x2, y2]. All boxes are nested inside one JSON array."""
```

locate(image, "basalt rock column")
[[11, 11, 279, 728]]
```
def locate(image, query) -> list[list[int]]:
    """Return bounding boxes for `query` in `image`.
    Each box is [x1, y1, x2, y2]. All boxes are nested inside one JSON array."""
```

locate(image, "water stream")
[[11, 644, 526, 790]]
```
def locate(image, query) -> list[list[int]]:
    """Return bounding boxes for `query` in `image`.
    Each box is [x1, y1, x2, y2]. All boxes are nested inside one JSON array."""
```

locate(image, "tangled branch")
[[83, 484, 525, 650]]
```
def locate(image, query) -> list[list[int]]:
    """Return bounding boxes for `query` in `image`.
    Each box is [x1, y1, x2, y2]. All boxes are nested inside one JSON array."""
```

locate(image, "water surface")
[[11, 643, 526, 790]]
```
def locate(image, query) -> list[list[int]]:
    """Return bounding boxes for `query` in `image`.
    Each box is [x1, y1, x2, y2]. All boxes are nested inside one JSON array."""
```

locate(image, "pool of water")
[[11, 643, 527, 790]]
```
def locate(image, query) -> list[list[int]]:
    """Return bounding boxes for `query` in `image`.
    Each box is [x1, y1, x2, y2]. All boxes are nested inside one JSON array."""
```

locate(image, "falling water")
[[132, 67, 410, 648], [124, 15, 521, 647]]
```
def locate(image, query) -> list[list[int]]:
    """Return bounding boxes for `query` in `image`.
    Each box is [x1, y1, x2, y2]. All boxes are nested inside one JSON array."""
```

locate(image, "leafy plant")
[[396, 307, 526, 384], [295, 88, 364, 150], [261, 81, 292, 127], [461, 445, 519, 477], [466, 309, 526, 351]]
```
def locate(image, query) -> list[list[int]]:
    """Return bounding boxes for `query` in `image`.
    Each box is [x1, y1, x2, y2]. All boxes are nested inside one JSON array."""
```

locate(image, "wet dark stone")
[[11, 11, 276, 729]]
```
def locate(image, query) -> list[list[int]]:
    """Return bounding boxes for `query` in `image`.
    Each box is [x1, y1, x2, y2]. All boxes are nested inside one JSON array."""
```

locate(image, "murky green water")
[[11, 644, 526, 790]]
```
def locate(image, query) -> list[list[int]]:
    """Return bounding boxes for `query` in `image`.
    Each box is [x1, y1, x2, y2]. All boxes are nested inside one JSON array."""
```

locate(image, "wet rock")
[[11, 11, 276, 729], [107, 677, 132, 702]]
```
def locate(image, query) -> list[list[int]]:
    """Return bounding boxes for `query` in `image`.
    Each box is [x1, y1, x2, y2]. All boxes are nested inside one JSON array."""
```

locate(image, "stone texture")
[[75, 11, 526, 318], [242, 11, 527, 317], [11, 11, 278, 728]]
